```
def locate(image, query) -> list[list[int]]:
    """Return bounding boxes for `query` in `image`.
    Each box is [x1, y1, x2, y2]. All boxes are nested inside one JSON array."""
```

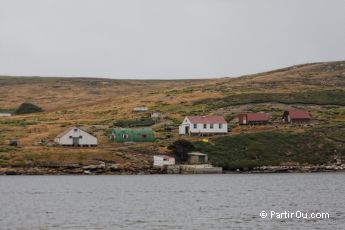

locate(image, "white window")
[[193, 124, 197, 129], [203, 124, 207, 129], [219, 124, 223, 129], [210, 124, 214, 129]]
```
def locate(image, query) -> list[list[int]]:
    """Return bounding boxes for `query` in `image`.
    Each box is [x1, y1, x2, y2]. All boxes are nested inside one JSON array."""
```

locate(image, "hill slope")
[[0, 61, 345, 174]]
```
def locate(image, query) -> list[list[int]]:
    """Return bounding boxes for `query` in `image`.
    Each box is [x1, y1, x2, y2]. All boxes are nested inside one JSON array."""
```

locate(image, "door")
[[185, 126, 189, 134], [198, 156, 205, 163], [72, 137, 79, 146]]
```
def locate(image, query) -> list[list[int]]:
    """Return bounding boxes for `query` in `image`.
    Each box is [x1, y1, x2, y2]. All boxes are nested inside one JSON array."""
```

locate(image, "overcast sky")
[[0, 0, 345, 79]]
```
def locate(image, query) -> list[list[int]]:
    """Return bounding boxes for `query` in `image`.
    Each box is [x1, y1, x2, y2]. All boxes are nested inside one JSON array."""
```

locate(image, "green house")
[[111, 128, 155, 143]]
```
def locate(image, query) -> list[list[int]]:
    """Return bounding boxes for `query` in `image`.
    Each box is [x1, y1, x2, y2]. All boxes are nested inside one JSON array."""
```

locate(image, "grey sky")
[[1, 0, 345, 79]]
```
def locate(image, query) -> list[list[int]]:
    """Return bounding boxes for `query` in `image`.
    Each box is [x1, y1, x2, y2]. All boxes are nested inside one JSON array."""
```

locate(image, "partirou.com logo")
[[260, 210, 330, 219]]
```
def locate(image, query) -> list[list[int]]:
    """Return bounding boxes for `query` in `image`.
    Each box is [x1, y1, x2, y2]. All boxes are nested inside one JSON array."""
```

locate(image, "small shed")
[[187, 152, 208, 164], [282, 110, 311, 123], [54, 127, 98, 147], [238, 113, 270, 125], [111, 128, 155, 143], [153, 155, 175, 167], [133, 107, 148, 112], [151, 111, 161, 120], [0, 113, 12, 117]]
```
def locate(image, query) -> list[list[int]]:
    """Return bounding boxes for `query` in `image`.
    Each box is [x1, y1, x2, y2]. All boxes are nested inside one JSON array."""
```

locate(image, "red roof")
[[288, 110, 311, 120], [187, 116, 227, 124], [246, 113, 269, 122]]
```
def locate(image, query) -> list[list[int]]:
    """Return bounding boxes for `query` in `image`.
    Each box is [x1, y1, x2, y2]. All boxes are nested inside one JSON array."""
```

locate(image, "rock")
[[82, 164, 105, 170], [108, 164, 119, 171], [83, 170, 92, 175]]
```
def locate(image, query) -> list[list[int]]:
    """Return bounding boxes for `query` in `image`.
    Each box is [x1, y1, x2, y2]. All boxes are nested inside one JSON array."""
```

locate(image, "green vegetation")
[[0, 108, 15, 113], [193, 129, 345, 170], [15, 102, 43, 115], [168, 139, 195, 163], [194, 90, 345, 109], [113, 117, 155, 128], [155, 103, 208, 117]]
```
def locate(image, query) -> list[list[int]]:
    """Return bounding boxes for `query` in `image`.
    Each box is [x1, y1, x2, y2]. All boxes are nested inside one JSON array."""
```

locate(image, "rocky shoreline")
[[228, 164, 345, 173], [0, 162, 160, 175], [1, 164, 345, 175]]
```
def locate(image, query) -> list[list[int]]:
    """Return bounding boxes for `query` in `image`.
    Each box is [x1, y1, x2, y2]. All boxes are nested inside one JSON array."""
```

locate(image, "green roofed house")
[[111, 128, 155, 143]]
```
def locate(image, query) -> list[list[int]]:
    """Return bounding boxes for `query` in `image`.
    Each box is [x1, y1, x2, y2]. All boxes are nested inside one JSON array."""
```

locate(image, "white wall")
[[179, 117, 228, 135], [0, 113, 12, 117], [190, 123, 228, 134], [153, 156, 175, 167], [55, 128, 98, 146], [179, 124, 188, 135]]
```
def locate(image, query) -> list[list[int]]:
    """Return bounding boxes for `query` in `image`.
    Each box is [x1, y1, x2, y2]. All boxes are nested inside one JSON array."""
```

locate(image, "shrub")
[[168, 139, 195, 163], [15, 103, 43, 115], [114, 117, 155, 128]]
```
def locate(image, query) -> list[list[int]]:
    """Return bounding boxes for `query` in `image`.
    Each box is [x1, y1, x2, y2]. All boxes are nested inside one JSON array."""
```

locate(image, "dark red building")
[[282, 110, 311, 123], [238, 113, 270, 125]]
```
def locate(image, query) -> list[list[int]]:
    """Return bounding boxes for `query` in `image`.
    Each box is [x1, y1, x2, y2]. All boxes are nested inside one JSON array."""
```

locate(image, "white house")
[[179, 116, 228, 135], [54, 127, 98, 147], [153, 155, 175, 167], [0, 113, 12, 117]]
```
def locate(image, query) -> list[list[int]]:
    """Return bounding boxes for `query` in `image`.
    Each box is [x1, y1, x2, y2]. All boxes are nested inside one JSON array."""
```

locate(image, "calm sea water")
[[0, 173, 344, 230]]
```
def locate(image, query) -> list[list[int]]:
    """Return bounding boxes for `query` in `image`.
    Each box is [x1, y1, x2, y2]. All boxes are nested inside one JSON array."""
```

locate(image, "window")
[[122, 134, 129, 139], [219, 124, 223, 129], [203, 124, 207, 129], [210, 124, 214, 129], [79, 136, 83, 139], [74, 128, 78, 132], [193, 124, 197, 129], [69, 136, 73, 139], [142, 134, 147, 138]]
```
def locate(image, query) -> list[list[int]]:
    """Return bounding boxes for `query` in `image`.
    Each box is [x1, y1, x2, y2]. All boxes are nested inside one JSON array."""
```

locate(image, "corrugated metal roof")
[[187, 152, 207, 156], [289, 110, 311, 119], [55, 127, 76, 138], [155, 155, 174, 159], [187, 116, 227, 124], [56, 126, 94, 138], [246, 113, 269, 121], [112, 128, 155, 142]]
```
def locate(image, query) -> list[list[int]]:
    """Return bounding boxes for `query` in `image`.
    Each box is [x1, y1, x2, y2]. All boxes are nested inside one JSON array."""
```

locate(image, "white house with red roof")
[[54, 127, 98, 147], [179, 116, 228, 135]]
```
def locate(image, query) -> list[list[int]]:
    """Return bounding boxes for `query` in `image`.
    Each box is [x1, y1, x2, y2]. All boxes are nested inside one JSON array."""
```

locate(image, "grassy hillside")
[[194, 125, 345, 170], [0, 61, 345, 173]]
